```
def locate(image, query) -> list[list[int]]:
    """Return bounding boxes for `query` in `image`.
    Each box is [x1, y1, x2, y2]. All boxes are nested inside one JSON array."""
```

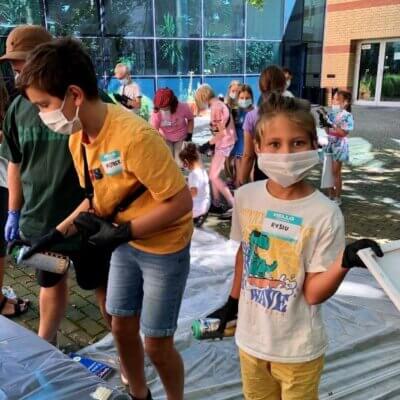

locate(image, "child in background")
[[179, 143, 211, 227], [225, 80, 241, 110], [325, 90, 354, 205], [230, 93, 381, 400], [230, 85, 254, 188], [194, 84, 236, 216], [151, 87, 194, 165], [282, 66, 294, 97]]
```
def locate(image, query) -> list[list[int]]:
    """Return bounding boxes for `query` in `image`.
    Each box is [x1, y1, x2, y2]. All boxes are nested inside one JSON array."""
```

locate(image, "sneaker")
[[208, 204, 227, 215]]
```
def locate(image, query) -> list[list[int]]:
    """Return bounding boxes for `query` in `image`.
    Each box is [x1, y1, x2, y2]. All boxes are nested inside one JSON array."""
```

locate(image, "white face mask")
[[238, 99, 252, 109], [257, 150, 320, 188], [229, 92, 237, 100], [331, 104, 341, 111], [160, 109, 171, 118], [39, 95, 82, 135], [286, 80, 291, 90], [14, 72, 20, 81], [119, 78, 129, 86]]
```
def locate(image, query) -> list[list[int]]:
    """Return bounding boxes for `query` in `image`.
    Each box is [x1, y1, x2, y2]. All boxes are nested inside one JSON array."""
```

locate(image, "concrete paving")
[[3, 105, 400, 352]]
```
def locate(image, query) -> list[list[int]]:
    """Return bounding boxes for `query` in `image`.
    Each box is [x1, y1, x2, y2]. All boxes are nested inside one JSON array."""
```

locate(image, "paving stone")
[[81, 303, 102, 320], [59, 319, 80, 335], [65, 307, 85, 322], [78, 318, 104, 337]]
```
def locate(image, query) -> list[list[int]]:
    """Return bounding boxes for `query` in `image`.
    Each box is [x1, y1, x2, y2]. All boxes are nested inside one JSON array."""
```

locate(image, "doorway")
[[354, 39, 400, 107]]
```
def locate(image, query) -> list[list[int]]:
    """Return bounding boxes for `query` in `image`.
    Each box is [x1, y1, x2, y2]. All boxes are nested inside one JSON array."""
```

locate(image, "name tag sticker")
[[100, 151, 123, 176], [262, 211, 303, 243]]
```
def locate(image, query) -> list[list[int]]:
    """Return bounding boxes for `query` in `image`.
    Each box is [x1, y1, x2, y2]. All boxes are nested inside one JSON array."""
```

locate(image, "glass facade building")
[[0, 0, 326, 102]]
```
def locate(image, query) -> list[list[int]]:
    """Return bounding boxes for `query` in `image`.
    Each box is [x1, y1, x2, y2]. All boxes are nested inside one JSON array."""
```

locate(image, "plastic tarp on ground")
[[0, 316, 128, 400], [79, 228, 400, 400]]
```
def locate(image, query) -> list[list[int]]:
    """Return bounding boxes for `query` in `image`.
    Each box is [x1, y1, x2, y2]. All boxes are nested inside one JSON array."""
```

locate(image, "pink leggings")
[[209, 152, 234, 207]]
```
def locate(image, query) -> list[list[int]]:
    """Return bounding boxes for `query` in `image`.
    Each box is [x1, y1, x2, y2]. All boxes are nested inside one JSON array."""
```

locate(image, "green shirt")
[[0, 95, 85, 244]]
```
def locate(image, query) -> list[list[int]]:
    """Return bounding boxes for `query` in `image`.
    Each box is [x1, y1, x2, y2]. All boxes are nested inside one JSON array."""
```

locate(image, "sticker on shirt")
[[160, 119, 173, 127], [100, 151, 123, 176], [262, 211, 303, 243]]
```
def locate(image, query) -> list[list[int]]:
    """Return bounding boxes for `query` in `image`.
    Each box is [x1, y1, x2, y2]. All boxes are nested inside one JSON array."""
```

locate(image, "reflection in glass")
[[204, 41, 244, 74], [382, 41, 400, 102], [157, 39, 200, 75], [46, 0, 99, 36], [104, 38, 154, 76], [80, 38, 103, 75], [357, 43, 380, 101], [0, 0, 43, 35], [247, 0, 283, 41], [155, 0, 200, 38], [302, 0, 325, 42], [305, 43, 322, 75], [157, 75, 201, 101], [246, 41, 280, 74], [103, 0, 152, 36], [204, 0, 244, 38]]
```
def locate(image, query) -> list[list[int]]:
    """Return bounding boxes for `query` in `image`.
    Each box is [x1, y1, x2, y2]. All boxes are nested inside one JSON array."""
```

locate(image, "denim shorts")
[[106, 243, 190, 337]]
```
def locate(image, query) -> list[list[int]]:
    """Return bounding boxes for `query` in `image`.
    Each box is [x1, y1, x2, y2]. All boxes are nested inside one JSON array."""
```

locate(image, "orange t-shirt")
[[69, 104, 193, 254]]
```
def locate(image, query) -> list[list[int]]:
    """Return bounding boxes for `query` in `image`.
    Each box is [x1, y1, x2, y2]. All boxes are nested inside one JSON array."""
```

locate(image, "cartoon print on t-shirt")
[[241, 208, 303, 314]]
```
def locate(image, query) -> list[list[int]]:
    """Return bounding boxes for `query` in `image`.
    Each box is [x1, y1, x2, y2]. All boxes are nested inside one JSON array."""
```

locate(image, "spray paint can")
[[11, 245, 70, 274], [192, 318, 236, 340]]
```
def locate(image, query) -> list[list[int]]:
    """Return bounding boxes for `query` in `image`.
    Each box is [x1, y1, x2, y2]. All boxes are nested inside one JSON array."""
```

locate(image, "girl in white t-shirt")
[[230, 93, 382, 400], [179, 143, 211, 227]]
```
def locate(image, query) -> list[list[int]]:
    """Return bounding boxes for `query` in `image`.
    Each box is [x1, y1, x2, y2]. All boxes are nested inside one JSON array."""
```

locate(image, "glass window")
[[103, 0, 152, 36], [156, 39, 201, 75], [104, 38, 154, 76], [247, 0, 283, 41], [80, 38, 104, 75], [283, 41, 306, 97], [204, 40, 244, 74], [0, 0, 43, 35], [204, 0, 245, 38], [155, 0, 201, 38], [244, 75, 261, 103], [381, 41, 400, 102], [246, 41, 281, 74], [204, 76, 244, 99], [305, 43, 322, 75], [134, 77, 155, 98], [46, 0, 99, 36], [302, 0, 325, 42], [284, 0, 296, 31], [283, 0, 303, 41], [157, 76, 201, 101]]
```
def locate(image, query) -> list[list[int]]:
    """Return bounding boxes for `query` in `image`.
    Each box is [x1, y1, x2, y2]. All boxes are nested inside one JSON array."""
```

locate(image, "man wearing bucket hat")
[[0, 25, 110, 343]]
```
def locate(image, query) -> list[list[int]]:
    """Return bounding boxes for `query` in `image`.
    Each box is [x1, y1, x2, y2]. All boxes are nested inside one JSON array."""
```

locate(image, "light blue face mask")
[[238, 99, 252, 109]]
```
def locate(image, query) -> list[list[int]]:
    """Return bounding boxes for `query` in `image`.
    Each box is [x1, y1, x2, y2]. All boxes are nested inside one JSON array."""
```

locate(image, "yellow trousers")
[[239, 349, 324, 400]]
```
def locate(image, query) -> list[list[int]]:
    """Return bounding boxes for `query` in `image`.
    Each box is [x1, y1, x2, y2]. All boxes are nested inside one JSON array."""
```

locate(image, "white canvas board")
[[358, 240, 400, 312]]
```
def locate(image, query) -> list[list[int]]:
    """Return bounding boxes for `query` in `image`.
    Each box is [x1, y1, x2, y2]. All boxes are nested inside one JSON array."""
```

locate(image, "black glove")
[[342, 239, 383, 269], [316, 108, 332, 128], [207, 295, 239, 334], [74, 212, 132, 251], [186, 133, 193, 142], [21, 228, 65, 260], [198, 142, 215, 157]]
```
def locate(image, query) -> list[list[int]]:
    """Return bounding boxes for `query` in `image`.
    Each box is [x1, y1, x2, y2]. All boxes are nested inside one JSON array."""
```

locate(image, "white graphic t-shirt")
[[231, 180, 345, 363], [188, 167, 211, 218]]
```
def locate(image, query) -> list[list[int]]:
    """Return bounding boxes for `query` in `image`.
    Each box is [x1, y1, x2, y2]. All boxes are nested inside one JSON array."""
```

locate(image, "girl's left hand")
[[342, 239, 383, 269]]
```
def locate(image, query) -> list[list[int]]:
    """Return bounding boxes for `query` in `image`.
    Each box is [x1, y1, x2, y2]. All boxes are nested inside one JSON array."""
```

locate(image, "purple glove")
[[5, 210, 20, 242]]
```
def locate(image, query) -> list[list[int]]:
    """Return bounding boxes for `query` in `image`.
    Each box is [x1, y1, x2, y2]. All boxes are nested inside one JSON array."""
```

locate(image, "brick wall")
[[321, 0, 400, 99]]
